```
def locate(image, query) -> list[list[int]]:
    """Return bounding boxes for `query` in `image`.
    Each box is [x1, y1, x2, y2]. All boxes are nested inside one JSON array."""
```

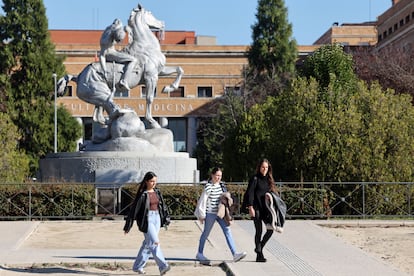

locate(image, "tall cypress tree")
[[0, 0, 81, 174], [246, 0, 297, 100]]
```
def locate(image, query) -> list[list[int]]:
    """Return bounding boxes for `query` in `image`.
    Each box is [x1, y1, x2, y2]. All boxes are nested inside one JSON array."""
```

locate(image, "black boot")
[[256, 252, 267, 262], [254, 244, 262, 254]]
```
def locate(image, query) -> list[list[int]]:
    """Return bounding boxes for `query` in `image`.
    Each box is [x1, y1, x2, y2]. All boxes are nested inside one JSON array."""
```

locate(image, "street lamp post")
[[52, 73, 57, 153]]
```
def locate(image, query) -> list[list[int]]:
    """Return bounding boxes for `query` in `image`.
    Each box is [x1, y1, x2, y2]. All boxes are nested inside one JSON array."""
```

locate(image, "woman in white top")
[[194, 167, 247, 264]]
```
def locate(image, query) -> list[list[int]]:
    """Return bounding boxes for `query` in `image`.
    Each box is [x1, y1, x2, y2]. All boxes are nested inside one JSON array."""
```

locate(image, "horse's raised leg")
[[145, 75, 161, 128], [161, 66, 184, 93]]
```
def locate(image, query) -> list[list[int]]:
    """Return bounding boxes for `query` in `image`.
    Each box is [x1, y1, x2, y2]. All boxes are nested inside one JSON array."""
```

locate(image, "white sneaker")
[[233, 251, 247, 262], [196, 252, 210, 264], [133, 268, 146, 274]]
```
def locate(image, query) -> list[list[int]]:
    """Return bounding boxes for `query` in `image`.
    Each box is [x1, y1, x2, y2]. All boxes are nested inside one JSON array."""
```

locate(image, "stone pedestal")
[[39, 109, 199, 185], [39, 151, 199, 184]]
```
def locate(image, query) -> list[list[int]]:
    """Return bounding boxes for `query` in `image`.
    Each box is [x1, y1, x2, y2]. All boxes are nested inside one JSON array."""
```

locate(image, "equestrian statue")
[[57, 3, 183, 130]]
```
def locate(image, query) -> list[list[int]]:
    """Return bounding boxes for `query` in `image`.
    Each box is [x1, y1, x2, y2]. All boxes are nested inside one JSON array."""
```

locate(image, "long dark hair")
[[255, 159, 276, 193], [138, 171, 157, 193]]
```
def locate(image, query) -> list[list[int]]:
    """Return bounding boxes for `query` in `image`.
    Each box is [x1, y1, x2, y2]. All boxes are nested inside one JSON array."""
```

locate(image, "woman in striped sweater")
[[194, 167, 247, 264]]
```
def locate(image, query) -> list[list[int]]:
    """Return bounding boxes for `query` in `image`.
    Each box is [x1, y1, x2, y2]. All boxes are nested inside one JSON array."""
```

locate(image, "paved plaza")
[[0, 219, 409, 275]]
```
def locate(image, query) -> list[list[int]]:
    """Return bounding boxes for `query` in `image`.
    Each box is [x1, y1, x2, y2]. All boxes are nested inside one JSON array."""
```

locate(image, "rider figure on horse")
[[99, 18, 137, 91]]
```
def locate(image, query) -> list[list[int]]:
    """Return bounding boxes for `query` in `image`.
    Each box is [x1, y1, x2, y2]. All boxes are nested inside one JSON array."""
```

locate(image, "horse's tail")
[[57, 74, 77, 96]]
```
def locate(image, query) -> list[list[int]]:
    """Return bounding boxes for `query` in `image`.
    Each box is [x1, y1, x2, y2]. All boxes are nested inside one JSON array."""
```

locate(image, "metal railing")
[[0, 182, 412, 220], [277, 182, 413, 219]]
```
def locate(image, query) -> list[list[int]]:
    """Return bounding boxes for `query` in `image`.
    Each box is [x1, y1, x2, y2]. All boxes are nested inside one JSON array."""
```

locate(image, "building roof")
[[49, 29, 196, 46]]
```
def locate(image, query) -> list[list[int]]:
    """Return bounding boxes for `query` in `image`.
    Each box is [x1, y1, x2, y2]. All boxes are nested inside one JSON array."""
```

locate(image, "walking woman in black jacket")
[[124, 171, 171, 275], [243, 159, 277, 262]]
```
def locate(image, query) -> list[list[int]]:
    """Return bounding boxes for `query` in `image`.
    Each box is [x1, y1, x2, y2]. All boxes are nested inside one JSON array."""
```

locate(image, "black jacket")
[[242, 174, 270, 215], [123, 188, 170, 233]]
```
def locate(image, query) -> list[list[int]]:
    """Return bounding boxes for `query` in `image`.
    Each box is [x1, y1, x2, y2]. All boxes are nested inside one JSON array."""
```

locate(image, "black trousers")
[[253, 209, 273, 251]]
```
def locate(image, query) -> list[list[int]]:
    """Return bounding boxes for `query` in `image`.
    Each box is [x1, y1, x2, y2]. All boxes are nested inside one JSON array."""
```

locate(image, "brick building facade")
[[376, 0, 414, 50]]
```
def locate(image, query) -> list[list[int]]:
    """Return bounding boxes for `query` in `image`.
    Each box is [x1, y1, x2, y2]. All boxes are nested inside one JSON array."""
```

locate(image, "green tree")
[[229, 42, 414, 182], [234, 77, 414, 182], [0, 112, 30, 182], [195, 0, 298, 181], [193, 90, 246, 180], [300, 44, 358, 91], [270, 78, 354, 181], [0, 0, 81, 174], [351, 82, 414, 181], [246, 0, 297, 102], [291, 44, 414, 181], [222, 102, 272, 181]]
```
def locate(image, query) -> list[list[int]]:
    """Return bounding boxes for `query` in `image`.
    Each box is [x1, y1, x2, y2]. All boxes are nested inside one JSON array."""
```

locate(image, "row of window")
[[64, 85, 241, 98], [378, 10, 414, 42], [116, 86, 214, 98]]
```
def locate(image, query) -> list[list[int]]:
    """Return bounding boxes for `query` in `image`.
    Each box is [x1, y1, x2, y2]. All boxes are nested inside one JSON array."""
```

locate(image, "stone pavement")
[[0, 219, 409, 276]]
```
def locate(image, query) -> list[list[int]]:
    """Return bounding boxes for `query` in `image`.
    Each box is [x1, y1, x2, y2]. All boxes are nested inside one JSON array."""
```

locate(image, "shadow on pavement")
[[0, 265, 100, 275]]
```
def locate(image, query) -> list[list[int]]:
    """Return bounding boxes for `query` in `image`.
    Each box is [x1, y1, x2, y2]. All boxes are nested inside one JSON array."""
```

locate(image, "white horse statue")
[[57, 4, 183, 129]]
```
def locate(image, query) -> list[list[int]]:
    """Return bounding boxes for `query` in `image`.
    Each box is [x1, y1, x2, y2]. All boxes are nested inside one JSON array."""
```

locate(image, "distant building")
[[312, 0, 413, 52], [376, 0, 414, 51], [313, 22, 377, 46]]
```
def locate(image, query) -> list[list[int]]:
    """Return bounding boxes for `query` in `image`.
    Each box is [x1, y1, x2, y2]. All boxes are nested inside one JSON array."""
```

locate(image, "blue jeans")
[[198, 212, 237, 255], [133, 210, 169, 272]]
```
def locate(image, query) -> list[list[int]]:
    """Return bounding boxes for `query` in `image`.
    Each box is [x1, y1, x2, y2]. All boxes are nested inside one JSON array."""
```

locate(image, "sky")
[[41, 0, 392, 46]]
